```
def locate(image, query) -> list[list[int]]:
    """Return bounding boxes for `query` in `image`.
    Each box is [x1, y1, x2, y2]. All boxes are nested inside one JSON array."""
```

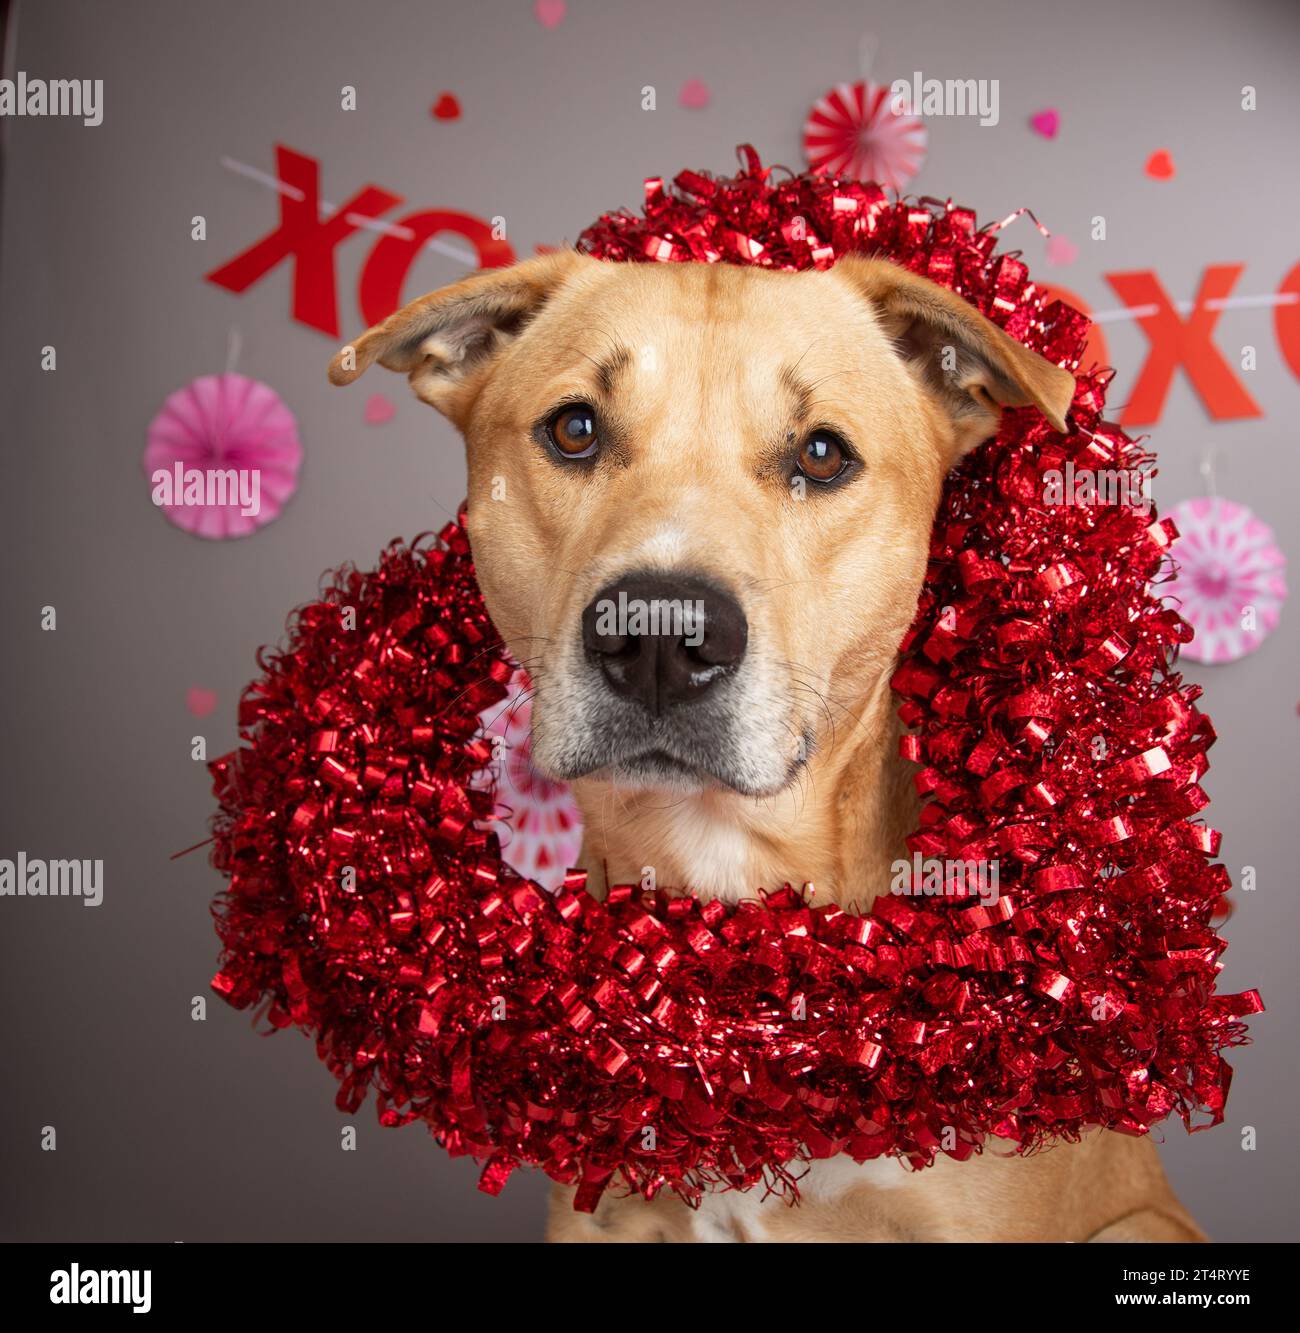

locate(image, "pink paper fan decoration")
[[1165, 497, 1287, 664], [144, 373, 303, 540], [803, 80, 927, 191], [476, 670, 583, 890]]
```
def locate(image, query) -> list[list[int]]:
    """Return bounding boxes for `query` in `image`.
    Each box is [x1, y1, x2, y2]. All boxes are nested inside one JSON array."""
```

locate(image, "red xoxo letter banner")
[[1107, 266, 1262, 425], [205, 145, 402, 337]]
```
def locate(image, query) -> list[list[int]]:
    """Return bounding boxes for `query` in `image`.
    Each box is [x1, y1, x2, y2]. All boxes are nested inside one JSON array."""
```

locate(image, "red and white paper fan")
[[476, 670, 583, 890], [803, 80, 927, 191]]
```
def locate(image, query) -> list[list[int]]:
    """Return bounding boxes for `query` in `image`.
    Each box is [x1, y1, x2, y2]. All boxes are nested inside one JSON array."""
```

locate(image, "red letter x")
[[1106, 266, 1261, 426], [205, 145, 402, 337]]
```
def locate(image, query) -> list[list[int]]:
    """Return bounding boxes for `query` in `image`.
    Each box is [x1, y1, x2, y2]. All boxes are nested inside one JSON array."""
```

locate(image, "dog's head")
[[330, 251, 1072, 801]]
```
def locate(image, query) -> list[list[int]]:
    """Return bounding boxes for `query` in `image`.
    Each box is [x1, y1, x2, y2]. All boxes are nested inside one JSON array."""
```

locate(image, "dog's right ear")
[[327, 250, 589, 421]]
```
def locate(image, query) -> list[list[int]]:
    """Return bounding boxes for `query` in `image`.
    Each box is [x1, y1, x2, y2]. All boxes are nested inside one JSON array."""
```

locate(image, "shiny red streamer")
[[209, 148, 1260, 1212]]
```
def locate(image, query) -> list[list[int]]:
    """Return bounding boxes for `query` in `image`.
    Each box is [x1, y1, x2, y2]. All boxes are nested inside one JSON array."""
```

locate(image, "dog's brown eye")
[[547, 404, 599, 458], [797, 430, 849, 483]]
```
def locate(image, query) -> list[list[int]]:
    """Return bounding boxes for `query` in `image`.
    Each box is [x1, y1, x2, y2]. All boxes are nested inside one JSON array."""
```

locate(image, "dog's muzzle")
[[531, 569, 798, 797], [580, 574, 748, 715]]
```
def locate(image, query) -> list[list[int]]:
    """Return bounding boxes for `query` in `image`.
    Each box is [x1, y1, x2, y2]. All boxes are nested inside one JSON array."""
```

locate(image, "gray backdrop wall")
[[2, 0, 1296, 1242]]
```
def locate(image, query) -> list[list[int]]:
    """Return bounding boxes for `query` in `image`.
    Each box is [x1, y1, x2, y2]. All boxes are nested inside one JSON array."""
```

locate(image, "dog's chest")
[[651, 800, 762, 901], [689, 1156, 911, 1242]]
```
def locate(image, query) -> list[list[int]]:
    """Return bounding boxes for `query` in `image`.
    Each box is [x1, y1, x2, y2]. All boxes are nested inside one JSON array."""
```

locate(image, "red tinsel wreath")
[[209, 147, 1261, 1212]]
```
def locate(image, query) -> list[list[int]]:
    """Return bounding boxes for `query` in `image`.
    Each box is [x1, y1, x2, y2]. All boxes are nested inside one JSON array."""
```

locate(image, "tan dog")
[[330, 250, 1205, 1243]]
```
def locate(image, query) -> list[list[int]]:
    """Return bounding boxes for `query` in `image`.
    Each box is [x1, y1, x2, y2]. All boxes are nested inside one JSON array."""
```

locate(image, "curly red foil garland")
[[210, 148, 1261, 1212]]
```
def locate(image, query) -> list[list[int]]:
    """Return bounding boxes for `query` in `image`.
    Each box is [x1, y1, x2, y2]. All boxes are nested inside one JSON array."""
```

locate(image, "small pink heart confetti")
[[534, 0, 566, 28], [1029, 108, 1059, 139], [187, 687, 218, 719], [1145, 149, 1176, 179], [1046, 233, 1078, 266], [679, 78, 711, 110], [365, 393, 396, 425]]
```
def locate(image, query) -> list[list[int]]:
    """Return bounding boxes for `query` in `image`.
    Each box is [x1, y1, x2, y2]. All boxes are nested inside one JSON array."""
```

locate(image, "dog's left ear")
[[327, 250, 590, 422], [836, 255, 1076, 456]]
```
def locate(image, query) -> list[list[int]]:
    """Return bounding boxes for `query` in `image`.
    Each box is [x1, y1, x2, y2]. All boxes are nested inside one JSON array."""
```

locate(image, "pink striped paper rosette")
[[1165, 496, 1287, 664], [144, 373, 303, 539]]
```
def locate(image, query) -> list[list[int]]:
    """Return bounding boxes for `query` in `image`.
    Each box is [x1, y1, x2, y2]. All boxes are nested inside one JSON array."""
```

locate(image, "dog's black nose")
[[581, 574, 748, 714]]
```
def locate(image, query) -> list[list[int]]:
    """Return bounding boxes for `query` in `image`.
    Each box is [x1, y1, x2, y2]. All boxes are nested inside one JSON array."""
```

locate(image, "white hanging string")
[[219, 155, 479, 266], [216, 153, 1298, 324], [1199, 444, 1219, 500], [857, 32, 879, 83], [1090, 292, 1297, 323], [225, 326, 242, 375]]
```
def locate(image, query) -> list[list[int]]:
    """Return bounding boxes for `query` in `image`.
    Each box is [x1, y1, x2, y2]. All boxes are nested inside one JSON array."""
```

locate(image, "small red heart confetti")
[[186, 687, 218, 719], [365, 393, 396, 425], [431, 93, 460, 121], [679, 78, 711, 110], [1145, 149, 1176, 179], [534, 0, 565, 28], [1029, 108, 1059, 139], [1046, 233, 1078, 266]]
